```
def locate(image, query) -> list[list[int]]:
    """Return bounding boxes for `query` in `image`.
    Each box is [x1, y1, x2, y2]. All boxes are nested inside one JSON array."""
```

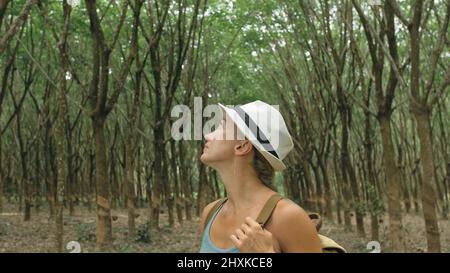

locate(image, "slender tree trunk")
[[0, 0, 37, 54], [318, 158, 333, 220], [67, 132, 75, 217], [310, 162, 323, 214], [366, 121, 379, 241], [126, 0, 143, 239], [179, 141, 192, 221], [86, 0, 134, 249], [332, 148, 343, 225], [125, 137, 136, 239], [337, 85, 365, 237], [170, 139, 183, 225], [0, 0, 12, 31], [34, 146, 41, 214], [149, 23, 163, 229], [136, 147, 143, 208], [0, 136, 3, 213], [379, 115, 405, 252], [437, 102, 449, 219], [151, 121, 163, 229], [162, 138, 174, 227], [337, 125, 353, 232], [93, 116, 112, 249], [413, 112, 441, 252], [15, 98, 30, 221], [407, 0, 441, 252]]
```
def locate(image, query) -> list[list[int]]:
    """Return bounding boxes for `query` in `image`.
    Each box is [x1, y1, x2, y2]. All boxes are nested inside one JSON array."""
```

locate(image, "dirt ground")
[[0, 203, 449, 253]]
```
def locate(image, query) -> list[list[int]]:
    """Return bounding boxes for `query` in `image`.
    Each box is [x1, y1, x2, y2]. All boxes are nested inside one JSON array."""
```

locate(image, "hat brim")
[[218, 103, 286, 171]]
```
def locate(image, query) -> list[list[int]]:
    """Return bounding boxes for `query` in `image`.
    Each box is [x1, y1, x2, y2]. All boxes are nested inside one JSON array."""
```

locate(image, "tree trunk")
[[310, 162, 323, 214], [170, 139, 183, 225], [0, 0, 37, 54], [150, 122, 163, 229], [0, 134, 3, 213], [179, 141, 192, 221], [67, 132, 75, 217], [161, 138, 174, 228], [93, 116, 112, 249], [379, 115, 405, 252], [0, 143, 3, 213], [407, 0, 441, 252], [412, 112, 441, 252], [125, 138, 136, 240], [318, 158, 333, 220], [337, 87, 365, 237], [0, 0, 12, 31]]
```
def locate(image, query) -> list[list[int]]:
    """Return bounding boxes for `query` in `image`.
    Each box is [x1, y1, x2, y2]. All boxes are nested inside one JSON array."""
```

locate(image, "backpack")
[[203, 194, 346, 253]]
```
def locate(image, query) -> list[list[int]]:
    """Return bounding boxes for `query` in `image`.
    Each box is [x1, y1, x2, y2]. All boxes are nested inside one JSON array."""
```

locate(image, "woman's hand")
[[230, 217, 276, 253]]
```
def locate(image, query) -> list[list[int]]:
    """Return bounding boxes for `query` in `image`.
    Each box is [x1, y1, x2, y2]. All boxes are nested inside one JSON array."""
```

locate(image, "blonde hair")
[[252, 148, 276, 190]]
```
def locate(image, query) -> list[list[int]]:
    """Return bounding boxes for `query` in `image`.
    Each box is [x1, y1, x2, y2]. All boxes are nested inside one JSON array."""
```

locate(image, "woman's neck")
[[215, 160, 274, 212]]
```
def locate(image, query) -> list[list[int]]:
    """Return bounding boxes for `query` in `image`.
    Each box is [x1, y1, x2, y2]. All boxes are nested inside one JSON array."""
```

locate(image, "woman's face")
[[200, 117, 239, 167]]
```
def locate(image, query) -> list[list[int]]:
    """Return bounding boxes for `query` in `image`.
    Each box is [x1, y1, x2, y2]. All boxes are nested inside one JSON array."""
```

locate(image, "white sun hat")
[[218, 100, 294, 171]]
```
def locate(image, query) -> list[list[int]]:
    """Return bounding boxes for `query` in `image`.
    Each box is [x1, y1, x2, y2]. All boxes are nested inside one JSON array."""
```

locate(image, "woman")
[[199, 100, 322, 253]]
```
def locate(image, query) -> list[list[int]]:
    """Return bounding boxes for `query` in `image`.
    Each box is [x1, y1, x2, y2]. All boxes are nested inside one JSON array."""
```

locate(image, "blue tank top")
[[199, 202, 240, 253]]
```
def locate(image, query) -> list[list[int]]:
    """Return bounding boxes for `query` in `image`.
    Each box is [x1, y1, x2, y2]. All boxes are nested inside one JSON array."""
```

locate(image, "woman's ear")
[[234, 140, 253, 156]]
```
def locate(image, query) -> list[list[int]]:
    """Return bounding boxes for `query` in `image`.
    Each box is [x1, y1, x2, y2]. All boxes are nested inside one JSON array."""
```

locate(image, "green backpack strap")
[[255, 194, 283, 228], [202, 198, 228, 231]]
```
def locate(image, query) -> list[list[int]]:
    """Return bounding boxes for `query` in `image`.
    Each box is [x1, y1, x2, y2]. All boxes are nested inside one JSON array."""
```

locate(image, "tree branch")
[[0, 0, 37, 54], [387, 0, 411, 27]]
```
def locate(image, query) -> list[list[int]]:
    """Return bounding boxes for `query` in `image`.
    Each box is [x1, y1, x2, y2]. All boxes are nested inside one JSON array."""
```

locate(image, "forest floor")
[[0, 202, 449, 253]]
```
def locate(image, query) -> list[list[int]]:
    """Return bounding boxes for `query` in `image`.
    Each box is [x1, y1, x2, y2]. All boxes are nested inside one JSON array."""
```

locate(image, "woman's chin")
[[200, 154, 216, 167], [200, 153, 208, 163]]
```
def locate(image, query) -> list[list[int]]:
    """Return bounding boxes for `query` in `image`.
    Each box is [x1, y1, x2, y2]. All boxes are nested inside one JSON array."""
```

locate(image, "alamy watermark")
[[368, 0, 382, 5], [170, 97, 281, 149], [67, 0, 80, 7]]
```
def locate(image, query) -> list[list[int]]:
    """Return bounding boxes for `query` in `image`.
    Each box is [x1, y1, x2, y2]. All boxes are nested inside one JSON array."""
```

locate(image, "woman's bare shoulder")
[[268, 198, 322, 252], [199, 199, 226, 234], [272, 198, 311, 223]]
